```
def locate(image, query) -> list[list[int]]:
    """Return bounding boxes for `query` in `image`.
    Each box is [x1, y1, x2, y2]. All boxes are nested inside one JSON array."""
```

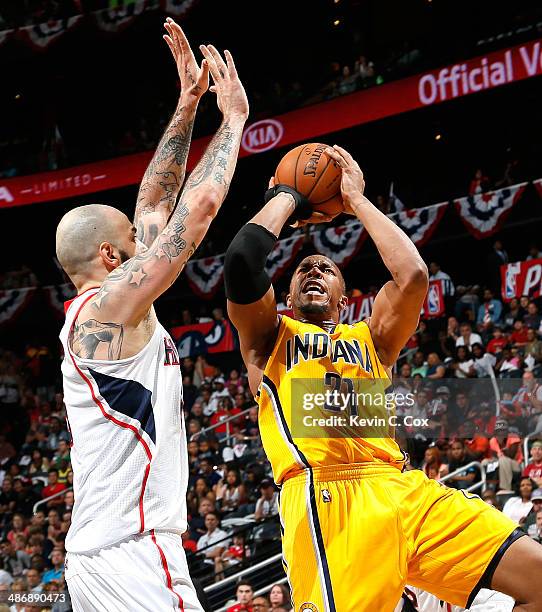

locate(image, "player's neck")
[[298, 317, 338, 333]]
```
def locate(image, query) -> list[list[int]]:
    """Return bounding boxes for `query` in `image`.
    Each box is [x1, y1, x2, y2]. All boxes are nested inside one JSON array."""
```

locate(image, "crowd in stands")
[[1, 3, 539, 178]]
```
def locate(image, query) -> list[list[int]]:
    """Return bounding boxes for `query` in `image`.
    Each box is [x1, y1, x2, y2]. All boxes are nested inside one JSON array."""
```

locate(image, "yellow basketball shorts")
[[278, 463, 520, 612]]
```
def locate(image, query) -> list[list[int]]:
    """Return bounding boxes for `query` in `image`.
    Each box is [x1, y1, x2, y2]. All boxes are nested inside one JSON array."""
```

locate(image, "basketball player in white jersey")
[[55, 20, 248, 611]]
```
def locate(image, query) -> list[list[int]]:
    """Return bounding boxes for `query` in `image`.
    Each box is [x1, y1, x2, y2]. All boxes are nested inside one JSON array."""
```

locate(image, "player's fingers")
[[308, 212, 334, 223], [164, 24, 179, 54], [171, 22, 196, 62], [199, 45, 221, 83], [324, 146, 347, 168], [163, 35, 177, 60], [268, 176, 275, 188], [197, 59, 209, 88], [207, 45, 229, 79], [333, 144, 355, 164], [209, 85, 217, 93], [224, 50, 238, 79]]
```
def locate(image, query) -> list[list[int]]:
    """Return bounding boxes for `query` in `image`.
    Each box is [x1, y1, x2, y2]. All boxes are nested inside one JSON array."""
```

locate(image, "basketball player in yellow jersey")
[[223, 145, 542, 612]]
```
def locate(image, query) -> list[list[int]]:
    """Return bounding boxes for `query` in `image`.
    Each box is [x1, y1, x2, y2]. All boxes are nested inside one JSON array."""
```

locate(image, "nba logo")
[[505, 263, 520, 300], [322, 489, 332, 503], [427, 284, 440, 315]]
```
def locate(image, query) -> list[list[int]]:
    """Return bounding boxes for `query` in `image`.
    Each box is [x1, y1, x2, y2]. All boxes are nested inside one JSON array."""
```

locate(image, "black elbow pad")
[[224, 223, 277, 304]]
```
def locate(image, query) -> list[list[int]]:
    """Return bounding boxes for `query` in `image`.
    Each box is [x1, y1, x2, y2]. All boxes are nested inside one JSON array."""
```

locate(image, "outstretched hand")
[[163, 18, 209, 100], [199, 45, 249, 120], [325, 145, 365, 214]]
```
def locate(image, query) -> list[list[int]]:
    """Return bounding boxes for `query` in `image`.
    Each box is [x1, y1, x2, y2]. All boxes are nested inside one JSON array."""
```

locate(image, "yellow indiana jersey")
[[257, 315, 406, 484]]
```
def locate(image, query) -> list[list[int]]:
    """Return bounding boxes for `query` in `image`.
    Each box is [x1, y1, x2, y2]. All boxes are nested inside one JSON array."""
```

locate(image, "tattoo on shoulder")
[[70, 318, 124, 360]]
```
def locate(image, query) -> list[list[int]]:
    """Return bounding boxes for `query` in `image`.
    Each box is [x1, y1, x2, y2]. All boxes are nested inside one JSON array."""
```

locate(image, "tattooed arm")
[[134, 18, 210, 250], [90, 46, 249, 327]]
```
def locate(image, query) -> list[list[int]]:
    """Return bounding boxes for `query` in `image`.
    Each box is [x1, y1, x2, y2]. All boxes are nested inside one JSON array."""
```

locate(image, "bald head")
[[56, 204, 134, 283]]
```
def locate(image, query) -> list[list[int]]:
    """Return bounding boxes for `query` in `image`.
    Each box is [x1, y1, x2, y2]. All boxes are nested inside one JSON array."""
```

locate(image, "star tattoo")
[[129, 268, 147, 286]]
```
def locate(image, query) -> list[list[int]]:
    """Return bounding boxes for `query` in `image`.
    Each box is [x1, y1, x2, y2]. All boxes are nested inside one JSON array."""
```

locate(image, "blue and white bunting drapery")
[[18, 16, 83, 51], [161, 0, 199, 17], [185, 255, 225, 299], [454, 183, 528, 239], [311, 220, 366, 268], [0, 181, 538, 304], [0, 0, 197, 51], [93, 0, 157, 34], [265, 234, 304, 282], [389, 202, 448, 247], [0, 287, 36, 327]]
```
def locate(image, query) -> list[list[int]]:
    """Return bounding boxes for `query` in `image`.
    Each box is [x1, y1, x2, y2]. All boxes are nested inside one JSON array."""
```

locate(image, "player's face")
[[287, 256, 346, 321], [115, 215, 138, 264]]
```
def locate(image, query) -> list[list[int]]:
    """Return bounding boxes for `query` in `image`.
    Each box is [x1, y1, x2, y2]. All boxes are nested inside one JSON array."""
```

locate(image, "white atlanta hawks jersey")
[[60, 288, 187, 553]]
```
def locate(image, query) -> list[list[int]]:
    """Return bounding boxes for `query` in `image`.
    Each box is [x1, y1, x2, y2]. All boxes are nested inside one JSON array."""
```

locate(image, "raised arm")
[[224, 193, 292, 366], [225, 183, 331, 392], [93, 47, 249, 326], [325, 145, 429, 367], [134, 19, 209, 250]]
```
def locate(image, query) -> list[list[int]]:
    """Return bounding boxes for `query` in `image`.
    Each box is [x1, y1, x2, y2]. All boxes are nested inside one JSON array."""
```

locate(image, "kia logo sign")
[[241, 119, 284, 154]]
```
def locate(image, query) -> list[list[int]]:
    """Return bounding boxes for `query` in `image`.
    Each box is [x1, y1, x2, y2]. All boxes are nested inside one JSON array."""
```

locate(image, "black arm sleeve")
[[224, 223, 277, 304]]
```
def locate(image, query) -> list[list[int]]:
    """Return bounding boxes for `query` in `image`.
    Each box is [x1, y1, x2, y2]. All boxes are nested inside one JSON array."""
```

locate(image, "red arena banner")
[[501, 257, 542, 302], [1, 38, 541, 208], [170, 320, 238, 358]]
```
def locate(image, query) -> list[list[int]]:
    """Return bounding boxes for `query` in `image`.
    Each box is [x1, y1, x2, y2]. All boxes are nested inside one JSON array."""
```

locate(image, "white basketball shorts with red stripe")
[[65, 530, 202, 611]]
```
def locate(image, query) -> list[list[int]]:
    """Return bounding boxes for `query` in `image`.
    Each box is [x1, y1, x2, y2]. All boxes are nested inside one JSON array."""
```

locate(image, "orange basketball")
[[274, 142, 344, 217]]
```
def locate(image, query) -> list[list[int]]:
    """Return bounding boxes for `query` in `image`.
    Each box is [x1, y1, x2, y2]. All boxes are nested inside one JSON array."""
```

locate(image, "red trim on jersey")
[[139, 463, 151, 533], [151, 529, 184, 611], [63, 286, 100, 314], [67, 291, 153, 533]]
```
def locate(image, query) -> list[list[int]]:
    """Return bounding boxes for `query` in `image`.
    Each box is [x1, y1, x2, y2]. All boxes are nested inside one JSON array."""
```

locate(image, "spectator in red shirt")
[[210, 397, 243, 437], [511, 320, 530, 347], [41, 469, 66, 508], [215, 533, 250, 580], [523, 440, 542, 488], [487, 326, 509, 356], [473, 402, 497, 437], [461, 421, 490, 460], [226, 580, 254, 612]]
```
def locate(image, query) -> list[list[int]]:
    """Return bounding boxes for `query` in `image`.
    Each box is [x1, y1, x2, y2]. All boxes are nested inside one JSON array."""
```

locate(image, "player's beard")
[[299, 301, 329, 315], [118, 248, 131, 264]]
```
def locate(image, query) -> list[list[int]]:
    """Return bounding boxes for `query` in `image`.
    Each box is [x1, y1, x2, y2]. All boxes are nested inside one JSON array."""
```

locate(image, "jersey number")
[[323, 372, 358, 416]]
